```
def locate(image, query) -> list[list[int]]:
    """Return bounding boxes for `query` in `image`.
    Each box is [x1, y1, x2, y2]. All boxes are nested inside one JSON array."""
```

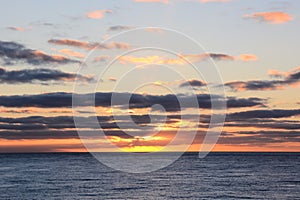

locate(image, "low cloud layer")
[[0, 92, 265, 110]]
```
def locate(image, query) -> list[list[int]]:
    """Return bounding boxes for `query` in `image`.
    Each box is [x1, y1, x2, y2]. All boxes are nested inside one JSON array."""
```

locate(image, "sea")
[[0, 152, 299, 199]]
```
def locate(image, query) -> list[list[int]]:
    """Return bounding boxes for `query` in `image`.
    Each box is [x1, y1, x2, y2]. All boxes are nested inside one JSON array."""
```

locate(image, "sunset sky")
[[0, 0, 299, 152]]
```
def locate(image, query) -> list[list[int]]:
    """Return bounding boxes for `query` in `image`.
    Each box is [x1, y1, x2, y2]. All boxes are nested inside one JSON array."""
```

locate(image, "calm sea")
[[0, 153, 299, 199]]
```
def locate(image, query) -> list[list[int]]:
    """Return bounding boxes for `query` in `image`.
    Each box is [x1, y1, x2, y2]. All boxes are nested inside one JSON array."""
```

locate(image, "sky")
[[0, 0, 299, 152]]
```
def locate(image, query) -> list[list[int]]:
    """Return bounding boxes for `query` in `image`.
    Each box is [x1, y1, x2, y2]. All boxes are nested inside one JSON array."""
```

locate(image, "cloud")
[[235, 130, 300, 138], [268, 69, 287, 78], [86, 10, 112, 19], [228, 109, 300, 119], [134, 0, 169, 4], [0, 115, 165, 132], [226, 97, 265, 108], [1, 113, 299, 147], [218, 131, 300, 145], [118, 55, 186, 65], [207, 53, 257, 62], [145, 27, 165, 33], [0, 67, 93, 84], [108, 77, 117, 82], [118, 53, 257, 65], [238, 54, 258, 61], [179, 79, 207, 88], [93, 55, 110, 62], [226, 121, 300, 130], [108, 25, 134, 31], [226, 66, 300, 91], [0, 41, 78, 65], [48, 39, 130, 50], [0, 107, 71, 114], [48, 39, 97, 49], [0, 92, 264, 110], [207, 53, 235, 61], [225, 80, 282, 91], [0, 114, 163, 141], [7, 26, 26, 31], [59, 49, 85, 59], [244, 11, 293, 24], [0, 130, 80, 140]]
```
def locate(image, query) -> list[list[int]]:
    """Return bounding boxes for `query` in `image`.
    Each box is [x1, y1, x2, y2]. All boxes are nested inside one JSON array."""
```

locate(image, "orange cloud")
[[105, 42, 131, 50], [268, 69, 287, 78], [59, 49, 85, 59], [49, 39, 94, 49], [118, 55, 185, 65], [108, 77, 117, 82], [244, 11, 293, 24], [238, 54, 258, 61], [134, 0, 169, 3], [118, 53, 257, 65], [86, 10, 113, 19], [146, 27, 165, 33], [0, 139, 85, 153], [108, 135, 170, 152], [269, 66, 300, 78], [32, 50, 72, 62]]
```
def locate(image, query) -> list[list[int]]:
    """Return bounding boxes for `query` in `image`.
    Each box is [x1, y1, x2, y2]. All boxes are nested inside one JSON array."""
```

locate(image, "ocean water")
[[0, 153, 299, 199]]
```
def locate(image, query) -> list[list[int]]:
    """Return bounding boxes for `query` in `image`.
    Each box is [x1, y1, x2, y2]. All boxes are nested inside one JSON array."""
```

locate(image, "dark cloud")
[[179, 80, 207, 88], [225, 80, 283, 91], [227, 97, 265, 108], [226, 66, 300, 91], [0, 130, 80, 140], [0, 92, 265, 110], [0, 143, 85, 153], [0, 114, 171, 134], [108, 25, 134, 31], [208, 53, 235, 61], [228, 109, 300, 119], [0, 41, 79, 65], [225, 121, 300, 130], [0, 114, 148, 140], [0, 92, 74, 108], [0, 67, 93, 84], [236, 130, 300, 138]]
